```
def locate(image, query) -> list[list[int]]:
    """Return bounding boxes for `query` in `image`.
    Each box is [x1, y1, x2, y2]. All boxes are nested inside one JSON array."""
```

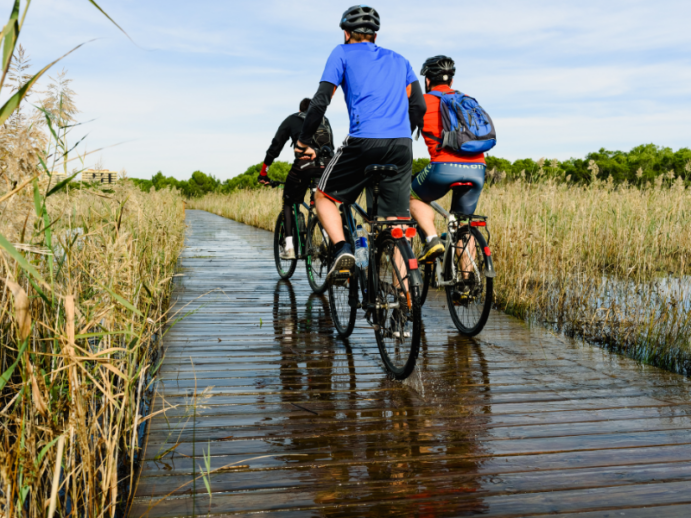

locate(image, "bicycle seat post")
[[371, 177, 380, 221]]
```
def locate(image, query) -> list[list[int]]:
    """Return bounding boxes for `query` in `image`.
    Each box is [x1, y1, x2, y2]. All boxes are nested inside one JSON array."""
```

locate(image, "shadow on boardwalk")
[[130, 210, 691, 517]]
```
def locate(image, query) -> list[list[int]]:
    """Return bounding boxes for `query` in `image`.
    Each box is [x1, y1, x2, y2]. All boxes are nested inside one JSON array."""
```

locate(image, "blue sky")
[[13, 0, 691, 180]]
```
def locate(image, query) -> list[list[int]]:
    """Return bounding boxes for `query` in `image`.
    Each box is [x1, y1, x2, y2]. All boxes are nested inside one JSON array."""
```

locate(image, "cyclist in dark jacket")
[[258, 98, 334, 259]]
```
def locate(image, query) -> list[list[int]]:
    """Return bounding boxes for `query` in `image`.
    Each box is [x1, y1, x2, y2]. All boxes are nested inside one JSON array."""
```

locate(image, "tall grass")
[[0, 3, 187, 515], [190, 176, 691, 373], [1, 182, 185, 516]]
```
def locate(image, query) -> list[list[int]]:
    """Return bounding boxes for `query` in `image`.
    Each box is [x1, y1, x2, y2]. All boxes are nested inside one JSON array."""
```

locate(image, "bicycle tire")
[[444, 227, 493, 336], [305, 215, 330, 294], [273, 213, 297, 279], [327, 226, 358, 337], [328, 268, 358, 337], [372, 231, 421, 380], [411, 231, 434, 306], [420, 262, 433, 306]]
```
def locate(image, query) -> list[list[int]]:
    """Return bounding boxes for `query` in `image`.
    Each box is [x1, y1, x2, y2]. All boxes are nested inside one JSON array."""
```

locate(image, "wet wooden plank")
[[130, 210, 691, 518]]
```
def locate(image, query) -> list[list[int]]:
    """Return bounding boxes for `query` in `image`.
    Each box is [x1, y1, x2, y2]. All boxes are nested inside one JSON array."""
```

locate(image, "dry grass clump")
[[485, 177, 691, 370], [0, 182, 185, 517], [191, 177, 691, 373], [188, 188, 283, 231]]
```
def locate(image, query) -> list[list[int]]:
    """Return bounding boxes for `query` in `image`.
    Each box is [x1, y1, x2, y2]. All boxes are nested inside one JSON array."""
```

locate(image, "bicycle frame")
[[339, 201, 423, 311], [276, 178, 319, 260], [428, 201, 496, 284]]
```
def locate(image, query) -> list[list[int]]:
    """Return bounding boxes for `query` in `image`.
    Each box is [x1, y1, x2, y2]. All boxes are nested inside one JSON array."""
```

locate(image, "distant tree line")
[[130, 144, 691, 197]]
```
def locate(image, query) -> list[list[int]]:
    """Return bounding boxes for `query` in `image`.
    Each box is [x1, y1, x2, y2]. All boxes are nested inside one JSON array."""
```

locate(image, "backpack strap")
[[421, 131, 442, 144]]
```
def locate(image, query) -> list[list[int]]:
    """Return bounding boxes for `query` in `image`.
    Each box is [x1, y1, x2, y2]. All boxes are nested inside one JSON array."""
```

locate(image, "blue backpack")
[[424, 90, 497, 155]]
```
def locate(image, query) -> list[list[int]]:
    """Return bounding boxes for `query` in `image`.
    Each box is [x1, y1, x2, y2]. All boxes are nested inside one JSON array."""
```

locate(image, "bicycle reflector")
[[470, 221, 486, 227], [408, 258, 418, 270], [391, 228, 404, 239], [484, 246, 491, 256], [405, 228, 417, 238]]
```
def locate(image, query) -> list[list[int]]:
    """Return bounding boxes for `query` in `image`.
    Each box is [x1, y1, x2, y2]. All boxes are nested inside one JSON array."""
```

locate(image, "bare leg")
[[456, 230, 477, 279], [315, 190, 344, 243], [409, 197, 437, 238]]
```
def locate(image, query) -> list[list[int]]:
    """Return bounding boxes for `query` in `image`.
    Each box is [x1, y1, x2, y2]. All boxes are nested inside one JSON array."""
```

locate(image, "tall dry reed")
[[0, 4, 187, 514], [0, 182, 185, 517], [190, 177, 691, 373]]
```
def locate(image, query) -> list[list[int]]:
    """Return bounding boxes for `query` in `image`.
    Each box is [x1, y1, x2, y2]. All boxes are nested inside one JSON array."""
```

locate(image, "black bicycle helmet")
[[340, 5, 381, 34], [420, 55, 456, 82]]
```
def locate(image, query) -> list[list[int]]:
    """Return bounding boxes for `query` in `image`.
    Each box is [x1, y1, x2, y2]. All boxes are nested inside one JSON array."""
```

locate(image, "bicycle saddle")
[[365, 164, 399, 177]]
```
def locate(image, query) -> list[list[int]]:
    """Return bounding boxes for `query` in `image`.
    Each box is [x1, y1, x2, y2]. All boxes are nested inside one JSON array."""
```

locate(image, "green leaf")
[[28, 277, 51, 306], [0, 232, 50, 288], [37, 435, 61, 464], [33, 178, 43, 218], [0, 42, 86, 127], [93, 280, 143, 317], [85, 0, 131, 41], [1, 0, 19, 78], [46, 171, 80, 197], [200, 466, 212, 498], [0, 339, 27, 391]]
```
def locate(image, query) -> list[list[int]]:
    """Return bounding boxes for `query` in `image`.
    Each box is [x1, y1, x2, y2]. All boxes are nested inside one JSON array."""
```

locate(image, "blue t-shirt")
[[320, 42, 418, 139]]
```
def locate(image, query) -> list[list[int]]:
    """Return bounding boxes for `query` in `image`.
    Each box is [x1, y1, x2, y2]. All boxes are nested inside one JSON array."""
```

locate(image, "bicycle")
[[413, 183, 496, 336], [327, 164, 423, 380], [270, 150, 333, 294]]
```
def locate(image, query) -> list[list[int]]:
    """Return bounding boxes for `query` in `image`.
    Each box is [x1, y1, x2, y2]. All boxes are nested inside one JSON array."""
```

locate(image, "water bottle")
[[355, 225, 369, 268]]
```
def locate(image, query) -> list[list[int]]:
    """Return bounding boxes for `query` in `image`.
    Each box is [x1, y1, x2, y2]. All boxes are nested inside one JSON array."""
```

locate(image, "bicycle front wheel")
[[411, 232, 433, 305], [444, 227, 493, 336], [274, 213, 297, 279], [305, 215, 330, 294], [328, 268, 358, 337], [372, 232, 421, 380]]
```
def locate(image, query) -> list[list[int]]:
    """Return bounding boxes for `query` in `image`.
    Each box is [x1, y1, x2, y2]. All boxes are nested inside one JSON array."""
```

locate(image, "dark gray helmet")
[[340, 5, 381, 34], [420, 55, 456, 81]]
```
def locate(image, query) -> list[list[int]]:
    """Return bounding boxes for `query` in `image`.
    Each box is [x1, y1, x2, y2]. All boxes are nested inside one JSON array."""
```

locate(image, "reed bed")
[[190, 177, 691, 373], [0, 182, 185, 516]]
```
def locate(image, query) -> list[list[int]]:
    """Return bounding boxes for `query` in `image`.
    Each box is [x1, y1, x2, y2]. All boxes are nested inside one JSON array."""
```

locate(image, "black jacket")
[[264, 113, 333, 166]]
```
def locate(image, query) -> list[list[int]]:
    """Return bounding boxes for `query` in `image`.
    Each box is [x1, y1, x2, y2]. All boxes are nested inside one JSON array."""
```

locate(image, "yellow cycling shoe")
[[418, 236, 445, 262]]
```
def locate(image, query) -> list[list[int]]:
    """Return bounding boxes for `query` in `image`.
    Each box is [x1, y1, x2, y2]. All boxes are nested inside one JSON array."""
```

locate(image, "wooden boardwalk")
[[131, 210, 691, 517]]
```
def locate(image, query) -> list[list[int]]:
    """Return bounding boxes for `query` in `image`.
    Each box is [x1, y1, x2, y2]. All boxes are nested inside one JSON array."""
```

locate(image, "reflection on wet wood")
[[130, 210, 691, 517]]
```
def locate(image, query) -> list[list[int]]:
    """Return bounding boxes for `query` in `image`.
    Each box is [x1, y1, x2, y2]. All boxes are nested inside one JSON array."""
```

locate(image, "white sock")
[[426, 234, 438, 244], [285, 236, 294, 250]]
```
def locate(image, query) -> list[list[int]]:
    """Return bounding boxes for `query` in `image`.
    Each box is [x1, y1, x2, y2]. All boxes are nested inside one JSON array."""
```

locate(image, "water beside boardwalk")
[[130, 210, 691, 517]]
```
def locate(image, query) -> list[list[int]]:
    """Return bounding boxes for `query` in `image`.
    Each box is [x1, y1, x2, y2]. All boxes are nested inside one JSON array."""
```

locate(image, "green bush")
[[131, 144, 691, 197]]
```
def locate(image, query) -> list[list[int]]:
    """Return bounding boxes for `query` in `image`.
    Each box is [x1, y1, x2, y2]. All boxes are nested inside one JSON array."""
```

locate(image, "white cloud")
[[12, 0, 691, 180]]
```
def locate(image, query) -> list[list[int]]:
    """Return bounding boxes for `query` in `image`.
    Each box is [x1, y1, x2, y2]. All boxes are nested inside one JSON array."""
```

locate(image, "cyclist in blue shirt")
[[296, 5, 426, 279]]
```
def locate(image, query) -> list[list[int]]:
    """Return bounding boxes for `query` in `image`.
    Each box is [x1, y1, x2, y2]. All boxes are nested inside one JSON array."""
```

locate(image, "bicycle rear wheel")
[[305, 215, 330, 294], [444, 227, 493, 336], [274, 213, 297, 279], [372, 232, 421, 380]]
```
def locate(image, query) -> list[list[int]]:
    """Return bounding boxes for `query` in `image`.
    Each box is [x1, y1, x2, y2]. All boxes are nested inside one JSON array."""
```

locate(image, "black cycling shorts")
[[317, 136, 412, 218], [283, 159, 323, 205]]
